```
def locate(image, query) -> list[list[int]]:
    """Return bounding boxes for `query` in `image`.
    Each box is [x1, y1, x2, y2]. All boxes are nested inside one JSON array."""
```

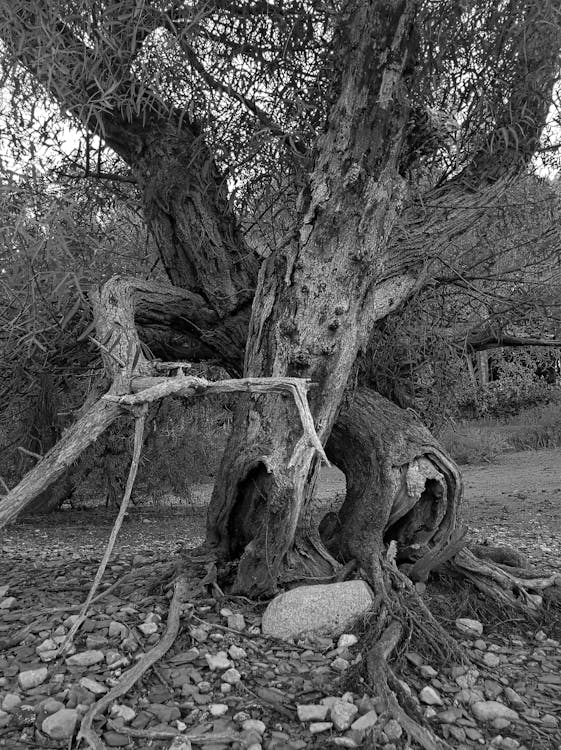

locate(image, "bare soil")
[[2, 448, 560, 567]]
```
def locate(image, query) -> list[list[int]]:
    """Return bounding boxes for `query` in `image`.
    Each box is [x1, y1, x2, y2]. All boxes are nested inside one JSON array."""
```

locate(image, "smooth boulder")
[[261, 580, 374, 640]]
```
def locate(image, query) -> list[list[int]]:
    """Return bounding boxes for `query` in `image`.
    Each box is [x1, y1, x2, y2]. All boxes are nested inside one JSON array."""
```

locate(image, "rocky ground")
[[0, 449, 560, 750]]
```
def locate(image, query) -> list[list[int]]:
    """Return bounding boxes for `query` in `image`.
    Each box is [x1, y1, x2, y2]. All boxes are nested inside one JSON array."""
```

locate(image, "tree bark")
[[323, 389, 461, 575]]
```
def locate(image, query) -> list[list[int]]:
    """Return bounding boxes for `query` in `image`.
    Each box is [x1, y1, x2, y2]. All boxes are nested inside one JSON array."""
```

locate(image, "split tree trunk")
[[323, 389, 461, 576], [206, 1, 421, 596]]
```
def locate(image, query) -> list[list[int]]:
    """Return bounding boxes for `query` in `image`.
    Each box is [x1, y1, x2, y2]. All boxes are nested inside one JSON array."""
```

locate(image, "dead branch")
[[58, 406, 149, 655], [0, 398, 123, 529], [78, 574, 191, 750], [105, 374, 329, 465]]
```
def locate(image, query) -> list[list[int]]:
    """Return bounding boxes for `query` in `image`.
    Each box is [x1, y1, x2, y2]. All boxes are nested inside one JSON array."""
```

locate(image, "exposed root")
[[107, 719, 240, 744], [77, 574, 190, 750], [58, 406, 148, 656], [450, 548, 559, 609], [366, 620, 454, 750]]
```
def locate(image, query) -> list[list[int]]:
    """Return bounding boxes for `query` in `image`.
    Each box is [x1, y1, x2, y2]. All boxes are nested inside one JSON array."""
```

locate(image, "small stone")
[[350, 709, 378, 733], [541, 714, 558, 728], [471, 701, 519, 723], [110, 704, 136, 723], [205, 652, 231, 671], [103, 730, 130, 747], [190, 625, 209, 642], [0, 709, 9, 728], [456, 618, 483, 637], [383, 718, 403, 741], [18, 667, 48, 690], [330, 700, 358, 731], [228, 645, 247, 660], [209, 703, 229, 717], [221, 667, 241, 685], [405, 652, 424, 667], [483, 653, 501, 668], [473, 639, 487, 650], [66, 650, 105, 667], [331, 656, 350, 672], [227, 613, 246, 631], [332, 739, 358, 748], [242, 719, 266, 734], [309, 721, 333, 733], [42, 699, 64, 715], [41, 708, 79, 739], [79, 677, 107, 695], [419, 687, 443, 706], [0, 597, 16, 609], [1, 693, 21, 712], [419, 665, 438, 678], [437, 708, 462, 723], [144, 612, 162, 625], [337, 633, 358, 651], [297, 704, 329, 722], [138, 622, 158, 636]]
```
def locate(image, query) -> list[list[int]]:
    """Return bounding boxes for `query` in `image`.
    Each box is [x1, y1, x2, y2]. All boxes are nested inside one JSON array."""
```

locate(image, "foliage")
[[457, 377, 561, 420]]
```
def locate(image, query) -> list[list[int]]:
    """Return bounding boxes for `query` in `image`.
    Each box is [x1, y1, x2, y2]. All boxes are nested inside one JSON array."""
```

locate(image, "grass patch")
[[440, 401, 561, 464]]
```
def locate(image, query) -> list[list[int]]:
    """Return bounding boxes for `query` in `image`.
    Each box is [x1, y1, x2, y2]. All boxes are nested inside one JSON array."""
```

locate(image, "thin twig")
[[57, 406, 148, 655]]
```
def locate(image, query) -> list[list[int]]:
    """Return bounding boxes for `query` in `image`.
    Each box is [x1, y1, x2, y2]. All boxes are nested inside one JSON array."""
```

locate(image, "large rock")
[[261, 581, 374, 640]]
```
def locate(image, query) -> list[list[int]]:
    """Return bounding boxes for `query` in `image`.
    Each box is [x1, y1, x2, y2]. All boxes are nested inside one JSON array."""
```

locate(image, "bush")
[[439, 423, 512, 464], [440, 401, 561, 464], [457, 380, 561, 420]]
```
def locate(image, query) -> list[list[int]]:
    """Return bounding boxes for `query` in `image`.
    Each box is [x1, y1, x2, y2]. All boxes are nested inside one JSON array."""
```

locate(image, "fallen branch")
[[58, 406, 148, 655], [105, 374, 329, 465], [0, 399, 123, 529], [78, 574, 191, 750], [107, 718, 240, 744]]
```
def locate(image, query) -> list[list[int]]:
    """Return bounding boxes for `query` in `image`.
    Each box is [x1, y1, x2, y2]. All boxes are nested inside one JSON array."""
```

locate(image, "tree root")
[[366, 620, 454, 750], [106, 719, 240, 745], [77, 574, 190, 750], [450, 548, 559, 608]]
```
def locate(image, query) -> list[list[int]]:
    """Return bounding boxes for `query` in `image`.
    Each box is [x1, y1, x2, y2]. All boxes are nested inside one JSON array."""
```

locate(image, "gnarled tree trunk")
[[206, 0, 420, 596]]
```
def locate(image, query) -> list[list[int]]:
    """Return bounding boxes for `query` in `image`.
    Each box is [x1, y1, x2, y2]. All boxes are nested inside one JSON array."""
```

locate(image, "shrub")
[[457, 380, 561, 420], [439, 423, 512, 464]]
